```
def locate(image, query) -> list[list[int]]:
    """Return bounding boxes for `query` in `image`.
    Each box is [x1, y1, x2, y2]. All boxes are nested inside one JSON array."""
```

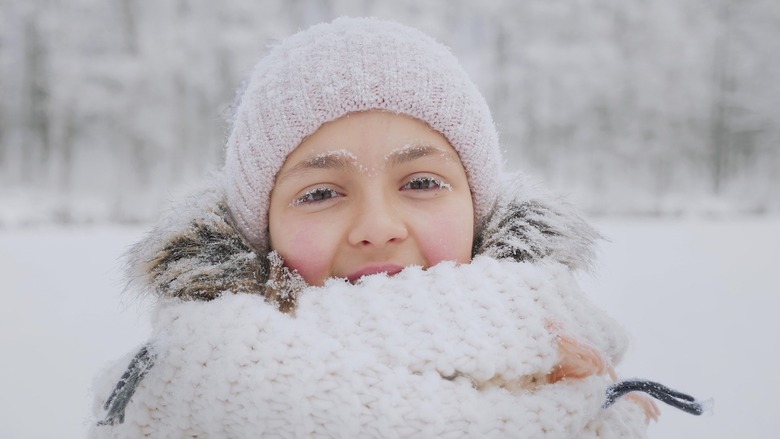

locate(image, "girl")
[[90, 17, 700, 438]]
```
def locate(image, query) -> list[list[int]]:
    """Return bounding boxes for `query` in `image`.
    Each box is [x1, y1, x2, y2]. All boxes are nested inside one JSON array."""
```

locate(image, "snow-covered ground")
[[0, 218, 777, 438], [579, 218, 780, 438]]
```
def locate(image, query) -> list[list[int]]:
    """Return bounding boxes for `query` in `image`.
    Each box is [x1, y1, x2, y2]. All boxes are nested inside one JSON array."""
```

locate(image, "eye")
[[401, 176, 452, 191], [291, 187, 342, 206]]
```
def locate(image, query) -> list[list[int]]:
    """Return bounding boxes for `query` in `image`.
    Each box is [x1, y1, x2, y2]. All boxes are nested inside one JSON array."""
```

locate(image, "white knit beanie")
[[224, 17, 502, 250]]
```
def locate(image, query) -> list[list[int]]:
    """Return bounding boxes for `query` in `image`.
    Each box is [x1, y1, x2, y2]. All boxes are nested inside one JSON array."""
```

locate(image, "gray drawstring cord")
[[97, 344, 157, 426], [604, 379, 707, 415]]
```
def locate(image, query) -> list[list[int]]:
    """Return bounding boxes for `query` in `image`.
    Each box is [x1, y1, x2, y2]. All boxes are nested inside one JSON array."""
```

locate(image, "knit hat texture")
[[223, 17, 502, 250]]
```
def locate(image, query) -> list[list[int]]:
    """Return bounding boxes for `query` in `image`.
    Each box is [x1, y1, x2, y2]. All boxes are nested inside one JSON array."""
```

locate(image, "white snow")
[[0, 226, 151, 439], [1, 218, 778, 438], [578, 217, 780, 438]]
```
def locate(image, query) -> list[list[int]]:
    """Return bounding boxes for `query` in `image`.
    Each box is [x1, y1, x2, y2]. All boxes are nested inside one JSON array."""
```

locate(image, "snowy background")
[[2, 0, 779, 222], [1, 0, 778, 438]]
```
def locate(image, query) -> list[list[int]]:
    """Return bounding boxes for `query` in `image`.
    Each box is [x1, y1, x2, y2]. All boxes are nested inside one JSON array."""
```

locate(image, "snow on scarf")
[[89, 175, 648, 438]]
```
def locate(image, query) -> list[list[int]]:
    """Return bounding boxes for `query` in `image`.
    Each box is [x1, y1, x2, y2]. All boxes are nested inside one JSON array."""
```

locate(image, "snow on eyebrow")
[[384, 144, 454, 167], [305, 149, 359, 168], [278, 149, 361, 182]]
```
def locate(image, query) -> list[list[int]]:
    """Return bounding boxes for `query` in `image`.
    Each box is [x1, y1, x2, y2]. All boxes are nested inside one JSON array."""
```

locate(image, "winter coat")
[[89, 176, 649, 438]]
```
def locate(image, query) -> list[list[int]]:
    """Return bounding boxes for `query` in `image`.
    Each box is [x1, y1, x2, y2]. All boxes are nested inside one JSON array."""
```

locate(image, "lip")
[[346, 264, 405, 283]]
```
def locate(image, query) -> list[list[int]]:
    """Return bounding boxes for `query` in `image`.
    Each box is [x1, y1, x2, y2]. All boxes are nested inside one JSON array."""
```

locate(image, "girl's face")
[[268, 111, 475, 286]]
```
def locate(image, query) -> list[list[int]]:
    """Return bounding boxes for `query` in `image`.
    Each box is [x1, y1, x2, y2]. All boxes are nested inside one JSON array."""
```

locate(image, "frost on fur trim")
[[123, 173, 601, 311], [122, 184, 305, 311], [91, 257, 645, 439], [474, 173, 601, 271]]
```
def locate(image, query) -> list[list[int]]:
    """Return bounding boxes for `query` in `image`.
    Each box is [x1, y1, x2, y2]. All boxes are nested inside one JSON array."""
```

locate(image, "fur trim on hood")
[[124, 173, 600, 313]]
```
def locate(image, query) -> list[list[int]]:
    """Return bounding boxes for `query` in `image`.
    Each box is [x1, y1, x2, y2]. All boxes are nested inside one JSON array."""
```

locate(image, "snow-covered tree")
[[1, 0, 778, 225]]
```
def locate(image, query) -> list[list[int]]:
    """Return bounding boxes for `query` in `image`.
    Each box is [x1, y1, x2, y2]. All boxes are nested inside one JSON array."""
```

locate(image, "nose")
[[347, 195, 408, 248]]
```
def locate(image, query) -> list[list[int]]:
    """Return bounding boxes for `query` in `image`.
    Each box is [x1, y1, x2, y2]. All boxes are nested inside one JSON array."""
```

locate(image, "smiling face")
[[268, 111, 475, 286]]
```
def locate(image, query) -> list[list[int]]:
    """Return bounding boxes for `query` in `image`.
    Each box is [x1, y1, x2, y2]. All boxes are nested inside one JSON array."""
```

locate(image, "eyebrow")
[[275, 144, 457, 184], [385, 144, 455, 168], [276, 151, 357, 183]]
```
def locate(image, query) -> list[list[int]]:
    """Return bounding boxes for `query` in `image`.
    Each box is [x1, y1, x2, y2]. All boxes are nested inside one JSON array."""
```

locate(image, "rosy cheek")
[[280, 228, 332, 286], [418, 215, 473, 266]]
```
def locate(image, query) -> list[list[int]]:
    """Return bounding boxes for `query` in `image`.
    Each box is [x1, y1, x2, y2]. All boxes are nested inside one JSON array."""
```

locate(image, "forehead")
[[283, 111, 462, 168]]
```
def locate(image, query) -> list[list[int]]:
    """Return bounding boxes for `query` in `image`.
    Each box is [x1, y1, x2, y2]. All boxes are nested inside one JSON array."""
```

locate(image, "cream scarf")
[[90, 255, 646, 438]]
